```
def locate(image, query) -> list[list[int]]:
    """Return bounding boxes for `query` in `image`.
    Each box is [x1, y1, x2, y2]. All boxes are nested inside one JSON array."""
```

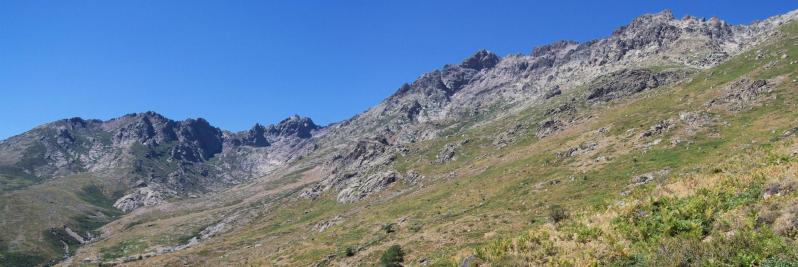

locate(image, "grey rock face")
[[237, 124, 271, 147], [113, 185, 172, 212], [586, 69, 691, 103], [461, 50, 500, 70], [301, 137, 402, 202], [226, 115, 319, 147], [337, 171, 399, 203], [265, 115, 320, 139]]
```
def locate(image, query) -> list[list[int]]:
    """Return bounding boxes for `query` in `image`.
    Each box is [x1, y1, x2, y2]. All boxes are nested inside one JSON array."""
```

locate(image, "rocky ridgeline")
[[297, 10, 798, 203]]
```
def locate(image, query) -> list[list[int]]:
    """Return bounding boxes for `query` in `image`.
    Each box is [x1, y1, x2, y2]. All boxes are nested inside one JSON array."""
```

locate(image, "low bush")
[[548, 205, 567, 223], [379, 244, 404, 267]]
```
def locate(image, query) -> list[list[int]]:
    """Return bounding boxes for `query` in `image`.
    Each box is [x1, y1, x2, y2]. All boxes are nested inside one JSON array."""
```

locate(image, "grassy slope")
[[471, 22, 798, 266], [71, 22, 798, 266], [0, 173, 125, 267]]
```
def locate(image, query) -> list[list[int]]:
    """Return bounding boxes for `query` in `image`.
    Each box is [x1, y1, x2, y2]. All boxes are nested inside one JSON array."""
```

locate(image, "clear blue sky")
[[1, 1, 795, 139]]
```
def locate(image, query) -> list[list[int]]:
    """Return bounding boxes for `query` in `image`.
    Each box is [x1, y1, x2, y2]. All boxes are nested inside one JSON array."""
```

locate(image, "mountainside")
[[0, 112, 321, 265], [3, 9, 798, 267]]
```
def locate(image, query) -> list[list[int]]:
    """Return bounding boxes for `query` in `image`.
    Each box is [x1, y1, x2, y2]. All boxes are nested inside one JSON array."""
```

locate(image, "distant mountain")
[[0, 111, 322, 204]]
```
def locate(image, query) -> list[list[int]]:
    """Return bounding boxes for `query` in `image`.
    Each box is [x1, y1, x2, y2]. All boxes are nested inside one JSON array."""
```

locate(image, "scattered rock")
[[403, 169, 424, 185], [437, 140, 469, 163], [556, 142, 597, 158], [622, 168, 671, 195], [418, 257, 429, 266], [460, 255, 476, 267], [544, 102, 577, 116], [492, 124, 527, 148], [312, 216, 344, 232], [536, 119, 565, 138], [764, 180, 797, 199], [543, 86, 562, 99], [705, 78, 774, 112], [533, 179, 562, 190], [679, 111, 716, 130], [641, 119, 675, 137]]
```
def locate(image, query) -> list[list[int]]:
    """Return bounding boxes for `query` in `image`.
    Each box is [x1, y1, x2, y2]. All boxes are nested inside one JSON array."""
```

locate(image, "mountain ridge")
[[2, 8, 798, 266]]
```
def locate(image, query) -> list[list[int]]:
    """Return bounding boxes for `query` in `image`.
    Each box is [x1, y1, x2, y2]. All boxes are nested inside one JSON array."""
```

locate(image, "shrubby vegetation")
[[476, 145, 798, 266], [379, 244, 404, 267], [548, 204, 568, 224]]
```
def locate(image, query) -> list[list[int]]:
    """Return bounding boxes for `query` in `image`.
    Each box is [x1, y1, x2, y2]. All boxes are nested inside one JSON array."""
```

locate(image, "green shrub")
[[646, 226, 798, 266], [548, 205, 567, 224], [343, 246, 356, 257], [381, 223, 396, 234], [379, 244, 404, 267], [614, 185, 762, 243], [762, 257, 798, 267]]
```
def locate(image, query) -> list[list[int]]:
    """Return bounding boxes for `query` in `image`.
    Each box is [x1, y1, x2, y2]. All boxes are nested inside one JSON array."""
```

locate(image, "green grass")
[[0, 165, 43, 192], [100, 239, 147, 260]]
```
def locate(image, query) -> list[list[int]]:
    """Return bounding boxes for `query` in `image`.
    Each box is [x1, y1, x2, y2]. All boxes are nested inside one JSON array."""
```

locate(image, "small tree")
[[343, 246, 356, 257], [548, 205, 568, 223], [379, 244, 404, 267]]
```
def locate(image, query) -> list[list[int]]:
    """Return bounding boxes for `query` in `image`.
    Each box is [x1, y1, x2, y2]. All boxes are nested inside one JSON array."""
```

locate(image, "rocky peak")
[[61, 117, 88, 128], [230, 115, 319, 148], [611, 10, 682, 44], [266, 115, 319, 139], [111, 112, 178, 145], [615, 10, 675, 34], [461, 49, 501, 70], [122, 111, 172, 124], [636, 9, 675, 24], [532, 40, 580, 57], [102, 112, 225, 162], [612, 9, 737, 42], [240, 123, 270, 147], [174, 118, 223, 161]]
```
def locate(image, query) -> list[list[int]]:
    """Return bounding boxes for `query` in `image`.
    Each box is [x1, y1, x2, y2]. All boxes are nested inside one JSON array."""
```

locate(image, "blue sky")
[[1, 1, 795, 139]]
